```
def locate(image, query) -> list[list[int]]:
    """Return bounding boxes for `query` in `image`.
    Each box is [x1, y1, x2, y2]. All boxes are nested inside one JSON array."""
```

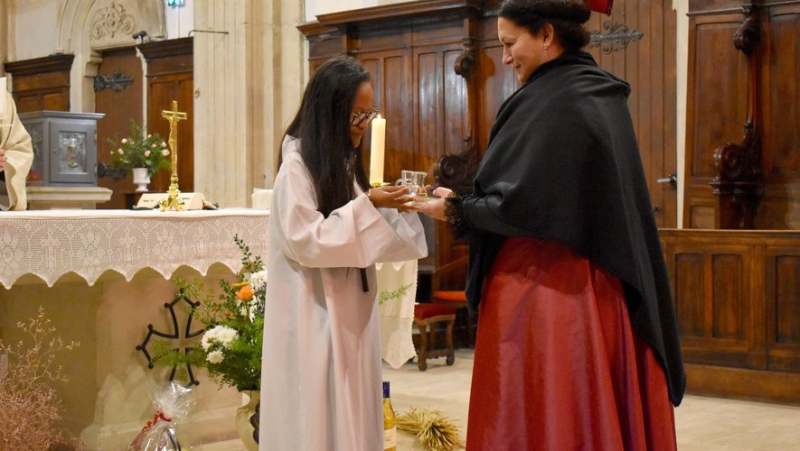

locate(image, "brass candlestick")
[[159, 100, 188, 212]]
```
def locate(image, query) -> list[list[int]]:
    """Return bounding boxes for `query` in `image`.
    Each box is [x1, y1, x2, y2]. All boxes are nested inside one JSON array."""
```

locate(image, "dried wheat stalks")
[[397, 407, 465, 451]]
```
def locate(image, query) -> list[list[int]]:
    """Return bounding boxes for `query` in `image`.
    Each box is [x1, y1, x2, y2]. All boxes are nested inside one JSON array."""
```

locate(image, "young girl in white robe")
[[259, 56, 428, 451]]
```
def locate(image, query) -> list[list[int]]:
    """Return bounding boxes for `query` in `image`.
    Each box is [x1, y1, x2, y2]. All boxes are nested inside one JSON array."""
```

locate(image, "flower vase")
[[235, 390, 259, 451], [132, 167, 151, 192]]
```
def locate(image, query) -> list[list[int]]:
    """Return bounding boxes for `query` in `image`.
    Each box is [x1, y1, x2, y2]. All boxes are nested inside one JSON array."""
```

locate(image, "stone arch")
[[56, 0, 166, 112]]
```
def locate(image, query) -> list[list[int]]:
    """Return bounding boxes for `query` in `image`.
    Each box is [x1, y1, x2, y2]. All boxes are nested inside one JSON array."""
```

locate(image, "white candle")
[[0, 77, 6, 118], [369, 114, 386, 185]]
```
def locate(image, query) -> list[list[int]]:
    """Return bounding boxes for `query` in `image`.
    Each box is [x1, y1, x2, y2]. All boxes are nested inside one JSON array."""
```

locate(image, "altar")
[[0, 209, 269, 449], [0, 207, 422, 448]]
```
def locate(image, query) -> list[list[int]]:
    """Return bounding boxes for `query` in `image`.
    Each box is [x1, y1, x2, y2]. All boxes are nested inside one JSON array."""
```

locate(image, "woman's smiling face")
[[498, 17, 548, 83]]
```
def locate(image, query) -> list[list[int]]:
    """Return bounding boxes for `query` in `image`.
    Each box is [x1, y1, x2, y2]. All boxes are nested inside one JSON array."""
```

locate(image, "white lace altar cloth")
[[377, 260, 418, 368], [0, 209, 268, 289]]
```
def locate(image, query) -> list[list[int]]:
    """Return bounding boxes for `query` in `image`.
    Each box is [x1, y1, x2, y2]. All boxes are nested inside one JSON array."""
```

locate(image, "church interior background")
[[1, 0, 799, 449]]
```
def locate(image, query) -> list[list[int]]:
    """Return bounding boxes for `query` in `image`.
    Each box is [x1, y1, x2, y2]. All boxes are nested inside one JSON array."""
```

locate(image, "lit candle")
[[369, 114, 386, 186], [0, 77, 6, 118]]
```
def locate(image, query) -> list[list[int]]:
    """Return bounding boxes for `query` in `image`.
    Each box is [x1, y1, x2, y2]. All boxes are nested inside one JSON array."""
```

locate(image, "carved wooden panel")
[[674, 252, 704, 337], [766, 248, 800, 372], [684, 0, 800, 229], [756, 5, 800, 229], [662, 228, 800, 392], [4, 54, 74, 113], [668, 240, 754, 368], [359, 49, 415, 183]]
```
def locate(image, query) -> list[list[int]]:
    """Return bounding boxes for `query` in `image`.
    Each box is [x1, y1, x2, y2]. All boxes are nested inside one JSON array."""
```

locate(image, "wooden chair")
[[413, 303, 457, 371], [432, 290, 476, 348]]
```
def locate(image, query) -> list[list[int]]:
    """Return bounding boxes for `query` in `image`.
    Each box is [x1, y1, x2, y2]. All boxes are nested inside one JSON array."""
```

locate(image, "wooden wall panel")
[[662, 229, 800, 403], [766, 247, 800, 372], [4, 54, 74, 113], [360, 50, 414, 184], [139, 38, 194, 194], [442, 49, 468, 158], [674, 253, 704, 337], [756, 7, 800, 229], [774, 256, 800, 344], [684, 1, 800, 229], [711, 254, 745, 340], [95, 47, 145, 210], [416, 50, 440, 173]]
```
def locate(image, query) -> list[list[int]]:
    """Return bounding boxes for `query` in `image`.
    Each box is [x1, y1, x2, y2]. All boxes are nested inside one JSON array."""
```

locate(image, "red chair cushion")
[[414, 303, 458, 320], [432, 290, 467, 303]]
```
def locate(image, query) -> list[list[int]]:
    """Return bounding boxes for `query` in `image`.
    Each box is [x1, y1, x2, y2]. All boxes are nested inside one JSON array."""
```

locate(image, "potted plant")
[[106, 121, 172, 192]]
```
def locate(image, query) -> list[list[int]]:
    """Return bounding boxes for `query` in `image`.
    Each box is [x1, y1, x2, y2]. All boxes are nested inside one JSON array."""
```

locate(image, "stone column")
[[194, 0, 306, 208]]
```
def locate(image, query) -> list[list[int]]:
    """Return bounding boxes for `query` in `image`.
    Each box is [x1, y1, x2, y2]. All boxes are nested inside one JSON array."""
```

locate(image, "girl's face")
[[350, 82, 375, 148]]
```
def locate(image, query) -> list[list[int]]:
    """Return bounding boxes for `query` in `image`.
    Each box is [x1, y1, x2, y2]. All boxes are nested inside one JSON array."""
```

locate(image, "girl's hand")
[[368, 185, 413, 210]]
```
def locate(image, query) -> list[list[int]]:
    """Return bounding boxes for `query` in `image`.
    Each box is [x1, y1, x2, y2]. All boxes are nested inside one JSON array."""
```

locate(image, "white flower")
[[207, 350, 224, 364], [215, 326, 239, 348], [121, 138, 128, 144], [248, 271, 268, 292]]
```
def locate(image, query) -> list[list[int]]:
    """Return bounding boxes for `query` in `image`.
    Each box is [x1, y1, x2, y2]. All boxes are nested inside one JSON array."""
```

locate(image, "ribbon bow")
[[141, 411, 172, 433]]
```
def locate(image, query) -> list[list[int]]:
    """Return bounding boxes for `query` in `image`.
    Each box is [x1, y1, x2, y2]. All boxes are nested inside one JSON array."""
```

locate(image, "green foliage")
[[107, 120, 172, 177], [379, 283, 412, 305], [153, 235, 265, 391]]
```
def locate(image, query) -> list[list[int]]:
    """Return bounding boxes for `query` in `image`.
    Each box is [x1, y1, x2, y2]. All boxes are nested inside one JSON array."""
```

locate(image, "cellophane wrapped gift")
[[129, 382, 196, 451]]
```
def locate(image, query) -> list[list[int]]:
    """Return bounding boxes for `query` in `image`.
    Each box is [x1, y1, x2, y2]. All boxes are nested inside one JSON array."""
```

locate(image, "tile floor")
[[199, 349, 800, 450]]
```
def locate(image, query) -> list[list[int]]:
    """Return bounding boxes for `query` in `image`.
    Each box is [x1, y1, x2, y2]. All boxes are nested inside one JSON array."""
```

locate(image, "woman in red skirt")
[[414, 1, 686, 449]]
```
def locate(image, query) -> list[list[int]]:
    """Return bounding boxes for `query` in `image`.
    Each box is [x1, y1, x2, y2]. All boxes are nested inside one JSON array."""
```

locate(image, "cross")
[[159, 100, 188, 211], [161, 100, 188, 174]]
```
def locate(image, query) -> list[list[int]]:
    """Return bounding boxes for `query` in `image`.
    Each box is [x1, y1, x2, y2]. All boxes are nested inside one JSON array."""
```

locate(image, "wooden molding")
[[686, 363, 800, 405], [4, 54, 75, 76], [138, 37, 193, 63], [315, 0, 486, 26]]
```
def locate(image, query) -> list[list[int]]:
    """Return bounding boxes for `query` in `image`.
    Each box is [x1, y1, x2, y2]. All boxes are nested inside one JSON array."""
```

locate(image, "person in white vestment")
[[0, 89, 33, 211], [259, 56, 428, 451]]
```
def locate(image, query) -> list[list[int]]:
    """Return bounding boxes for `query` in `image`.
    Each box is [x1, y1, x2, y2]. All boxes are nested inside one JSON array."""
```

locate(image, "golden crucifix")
[[159, 100, 188, 211]]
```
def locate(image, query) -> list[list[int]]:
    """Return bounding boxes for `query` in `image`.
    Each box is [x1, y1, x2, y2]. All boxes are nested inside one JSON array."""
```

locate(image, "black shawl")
[[460, 51, 686, 406]]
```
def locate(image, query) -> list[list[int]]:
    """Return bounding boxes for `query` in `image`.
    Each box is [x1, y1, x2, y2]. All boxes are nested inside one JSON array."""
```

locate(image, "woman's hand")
[[368, 185, 413, 210], [409, 187, 452, 221]]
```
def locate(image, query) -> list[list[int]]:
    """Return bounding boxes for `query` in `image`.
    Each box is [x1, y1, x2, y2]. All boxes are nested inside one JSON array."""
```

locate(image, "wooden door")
[[95, 47, 144, 209], [585, 0, 679, 227], [140, 38, 194, 193]]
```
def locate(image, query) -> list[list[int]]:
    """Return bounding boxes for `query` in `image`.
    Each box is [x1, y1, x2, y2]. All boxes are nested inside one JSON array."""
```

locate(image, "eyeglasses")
[[351, 108, 379, 126]]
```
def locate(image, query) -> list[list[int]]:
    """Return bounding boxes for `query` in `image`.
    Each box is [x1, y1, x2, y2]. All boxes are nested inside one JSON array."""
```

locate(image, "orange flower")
[[236, 284, 255, 302]]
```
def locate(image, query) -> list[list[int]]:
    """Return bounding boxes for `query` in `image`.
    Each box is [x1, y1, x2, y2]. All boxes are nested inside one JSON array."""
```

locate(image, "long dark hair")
[[499, 0, 591, 52], [283, 56, 372, 217]]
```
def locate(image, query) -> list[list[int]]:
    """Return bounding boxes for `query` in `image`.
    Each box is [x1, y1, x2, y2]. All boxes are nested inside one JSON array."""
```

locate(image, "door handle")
[[656, 174, 677, 188]]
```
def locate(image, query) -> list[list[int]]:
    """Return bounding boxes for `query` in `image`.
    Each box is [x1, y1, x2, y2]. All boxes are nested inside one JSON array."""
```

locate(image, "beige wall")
[[194, 0, 307, 207]]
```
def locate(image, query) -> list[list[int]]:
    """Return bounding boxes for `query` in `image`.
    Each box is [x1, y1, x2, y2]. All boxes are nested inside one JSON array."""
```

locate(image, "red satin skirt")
[[466, 237, 677, 451]]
